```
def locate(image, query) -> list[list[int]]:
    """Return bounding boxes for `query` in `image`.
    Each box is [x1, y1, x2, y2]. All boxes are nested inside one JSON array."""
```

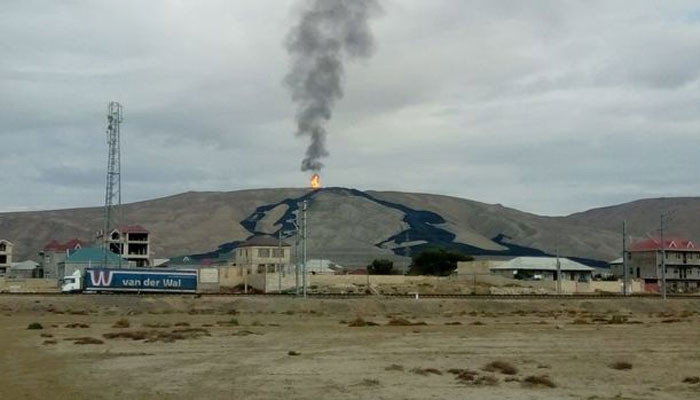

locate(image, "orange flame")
[[311, 173, 321, 189]]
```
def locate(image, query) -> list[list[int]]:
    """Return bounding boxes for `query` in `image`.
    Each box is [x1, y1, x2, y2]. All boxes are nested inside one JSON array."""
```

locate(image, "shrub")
[[217, 318, 239, 326], [609, 361, 632, 370], [410, 368, 442, 376], [475, 375, 499, 386], [483, 361, 518, 375], [288, 350, 300, 356], [367, 259, 394, 275], [113, 318, 130, 328], [449, 369, 478, 381], [407, 248, 473, 276], [143, 322, 171, 328], [348, 317, 378, 327], [682, 376, 700, 384], [385, 364, 404, 372], [73, 337, 104, 345], [608, 315, 628, 324], [27, 322, 43, 330], [387, 317, 426, 326], [522, 375, 556, 388]]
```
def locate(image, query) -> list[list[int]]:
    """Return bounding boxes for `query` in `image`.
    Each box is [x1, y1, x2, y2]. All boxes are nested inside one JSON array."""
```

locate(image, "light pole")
[[622, 221, 629, 296], [659, 214, 667, 300], [302, 200, 308, 298]]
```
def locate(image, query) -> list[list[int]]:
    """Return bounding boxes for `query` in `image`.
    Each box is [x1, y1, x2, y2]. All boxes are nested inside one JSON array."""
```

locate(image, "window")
[[257, 265, 265, 273], [272, 248, 285, 258], [258, 248, 270, 258]]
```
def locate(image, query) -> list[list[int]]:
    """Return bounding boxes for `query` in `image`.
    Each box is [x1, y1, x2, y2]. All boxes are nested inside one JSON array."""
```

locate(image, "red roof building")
[[43, 239, 86, 252], [629, 238, 697, 252]]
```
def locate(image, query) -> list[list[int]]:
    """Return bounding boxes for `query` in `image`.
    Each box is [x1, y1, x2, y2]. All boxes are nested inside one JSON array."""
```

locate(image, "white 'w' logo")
[[89, 270, 113, 286]]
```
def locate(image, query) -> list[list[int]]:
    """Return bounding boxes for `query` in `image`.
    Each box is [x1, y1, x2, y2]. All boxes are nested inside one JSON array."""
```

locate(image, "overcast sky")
[[2, 1, 700, 216]]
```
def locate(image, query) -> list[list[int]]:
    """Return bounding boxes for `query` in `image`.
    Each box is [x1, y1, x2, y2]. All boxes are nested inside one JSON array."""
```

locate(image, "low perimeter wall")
[[0, 278, 60, 293]]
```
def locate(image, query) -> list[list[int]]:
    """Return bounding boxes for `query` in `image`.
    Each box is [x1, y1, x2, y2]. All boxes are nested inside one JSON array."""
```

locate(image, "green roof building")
[[60, 247, 123, 277]]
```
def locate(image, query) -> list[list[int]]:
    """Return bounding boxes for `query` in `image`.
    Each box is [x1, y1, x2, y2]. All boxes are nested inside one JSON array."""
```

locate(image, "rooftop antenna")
[[103, 101, 123, 268]]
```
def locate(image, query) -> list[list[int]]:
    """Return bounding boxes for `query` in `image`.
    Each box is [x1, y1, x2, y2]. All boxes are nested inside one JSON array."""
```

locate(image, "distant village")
[[1, 225, 698, 295]]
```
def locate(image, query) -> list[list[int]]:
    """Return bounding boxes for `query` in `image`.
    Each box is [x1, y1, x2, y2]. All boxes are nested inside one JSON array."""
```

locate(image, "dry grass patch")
[[231, 330, 262, 337], [174, 322, 190, 327], [661, 318, 683, 324], [410, 367, 442, 376], [66, 323, 89, 329], [448, 369, 479, 382], [217, 318, 240, 326], [385, 364, 404, 372], [387, 317, 427, 326], [43, 340, 57, 345], [112, 318, 130, 328], [522, 375, 556, 388], [143, 322, 171, 328], [608, 315, 629, 324], [474, 375, 499, 386], [348, 317, 378, 327], [103, 331, 150, 341], [72, 337, 104, 345], [609, 361, 633, 370], [102, 328, 209, 343], [483, 361, 518, 375], [361, 379, 380, 387]]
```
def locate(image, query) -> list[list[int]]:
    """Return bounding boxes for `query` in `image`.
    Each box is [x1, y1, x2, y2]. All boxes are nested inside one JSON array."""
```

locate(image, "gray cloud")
[[2, 1, 700, 215]]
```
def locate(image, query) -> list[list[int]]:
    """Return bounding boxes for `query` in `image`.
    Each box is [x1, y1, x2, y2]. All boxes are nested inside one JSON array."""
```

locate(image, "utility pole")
[[302, 200, 308, 298], [660, 214, 667, 300], [622, 221, 629, 296], [556, 239, 562, 294], [278, 229, 283, 293], [103, 102, 123, 268], [293, 211, 300, 295]]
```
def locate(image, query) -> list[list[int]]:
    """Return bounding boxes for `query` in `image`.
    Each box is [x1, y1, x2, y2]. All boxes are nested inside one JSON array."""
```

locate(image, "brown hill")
[[1, 188, 693, 266]]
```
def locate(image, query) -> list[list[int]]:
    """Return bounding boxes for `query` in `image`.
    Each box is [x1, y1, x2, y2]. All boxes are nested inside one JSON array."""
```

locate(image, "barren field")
[[1, 295, 700, 400]]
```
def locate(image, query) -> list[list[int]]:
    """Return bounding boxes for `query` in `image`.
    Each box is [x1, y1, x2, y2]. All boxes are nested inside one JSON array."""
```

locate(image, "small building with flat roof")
[[8, 260, 41, 279], [490, 256, 594, 282]]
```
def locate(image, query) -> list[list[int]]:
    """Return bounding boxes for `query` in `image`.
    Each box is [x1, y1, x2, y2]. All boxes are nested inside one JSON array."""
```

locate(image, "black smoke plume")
[[285, 0, 380, 172]]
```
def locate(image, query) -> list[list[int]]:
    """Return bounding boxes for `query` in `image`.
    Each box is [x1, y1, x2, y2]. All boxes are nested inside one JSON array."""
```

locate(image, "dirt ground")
[[1, 295, 700, 400]]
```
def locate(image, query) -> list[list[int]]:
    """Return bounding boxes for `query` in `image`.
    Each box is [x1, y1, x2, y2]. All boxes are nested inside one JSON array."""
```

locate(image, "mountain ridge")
[[2, 188, 698, 267]]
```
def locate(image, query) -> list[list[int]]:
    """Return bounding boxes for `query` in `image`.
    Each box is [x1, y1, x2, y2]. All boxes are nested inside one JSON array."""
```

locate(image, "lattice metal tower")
[[103, 101, 123, 265]]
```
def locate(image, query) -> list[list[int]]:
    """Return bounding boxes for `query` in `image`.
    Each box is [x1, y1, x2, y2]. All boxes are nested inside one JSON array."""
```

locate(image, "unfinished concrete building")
[[100, 225, 151, 267], [0, 240, 13, 276], [233, 236, 292, 274]]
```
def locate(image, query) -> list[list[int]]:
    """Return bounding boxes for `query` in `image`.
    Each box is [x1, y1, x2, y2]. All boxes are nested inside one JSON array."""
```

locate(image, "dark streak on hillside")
[[233, 187, 606, 264]]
